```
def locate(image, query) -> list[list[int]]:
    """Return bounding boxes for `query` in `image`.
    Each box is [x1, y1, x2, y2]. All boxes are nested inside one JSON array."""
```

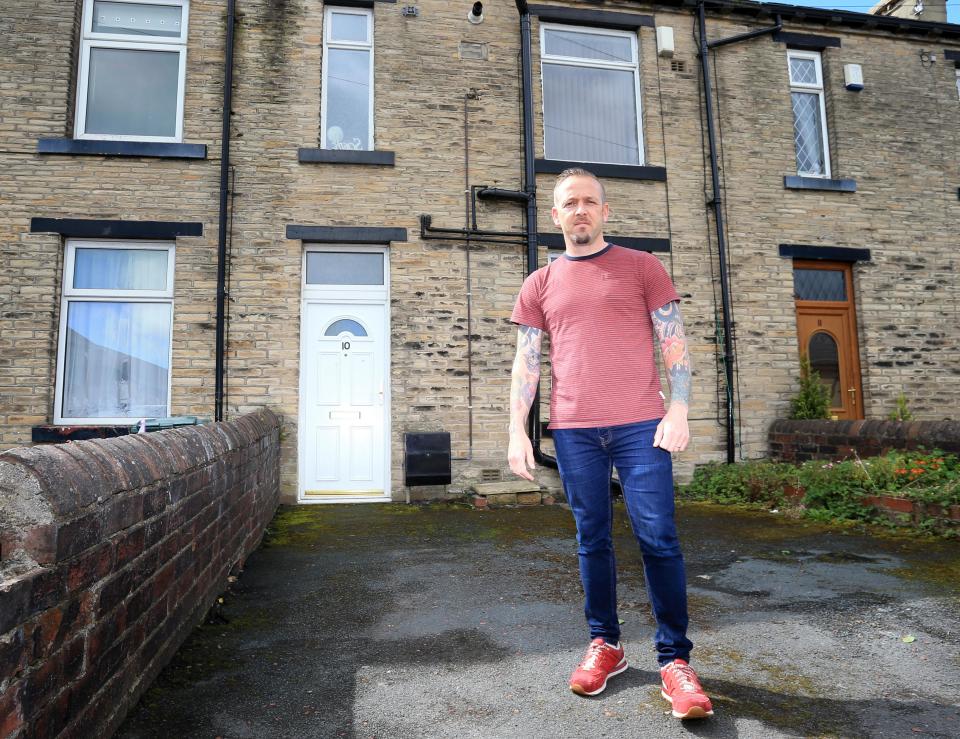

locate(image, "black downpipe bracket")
[[214, 0, 236, 423], [696, 4, 780, 463], [514, 0, 556, 471]]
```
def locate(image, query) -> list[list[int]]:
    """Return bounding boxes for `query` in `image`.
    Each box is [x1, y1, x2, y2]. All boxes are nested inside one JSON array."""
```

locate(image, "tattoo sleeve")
[[509, 325, 543, 434], [651, 301, 692, 406]]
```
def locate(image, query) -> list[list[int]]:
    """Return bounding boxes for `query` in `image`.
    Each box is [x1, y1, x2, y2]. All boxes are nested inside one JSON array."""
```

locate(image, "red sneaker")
[[569, 638, 628, 696], [660, 659, 714, 719]]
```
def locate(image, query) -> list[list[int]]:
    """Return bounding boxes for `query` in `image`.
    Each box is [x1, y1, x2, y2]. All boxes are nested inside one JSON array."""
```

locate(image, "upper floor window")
[[540, 24, 643, 166], [321, 7, 374, 151], [75, 0, 189, 142], [55, 241, 175, 424], [788, 50, 831, 178]]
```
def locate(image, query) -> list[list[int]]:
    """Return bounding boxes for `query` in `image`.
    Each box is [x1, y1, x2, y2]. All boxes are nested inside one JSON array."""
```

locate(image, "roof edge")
[[645, 0, 960, 40]]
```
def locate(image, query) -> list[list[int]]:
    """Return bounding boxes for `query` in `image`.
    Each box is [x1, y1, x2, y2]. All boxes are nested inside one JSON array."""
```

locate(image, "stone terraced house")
[[1, 0, 958, 504]]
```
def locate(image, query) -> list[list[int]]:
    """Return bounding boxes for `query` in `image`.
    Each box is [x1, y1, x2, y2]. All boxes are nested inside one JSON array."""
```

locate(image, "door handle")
[[847, 387, 856, 406]]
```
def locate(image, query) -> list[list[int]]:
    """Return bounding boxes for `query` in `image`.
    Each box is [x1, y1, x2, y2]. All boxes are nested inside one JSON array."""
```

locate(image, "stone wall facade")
[[1, 1, 958, 503], [0, 409, 280, 739]]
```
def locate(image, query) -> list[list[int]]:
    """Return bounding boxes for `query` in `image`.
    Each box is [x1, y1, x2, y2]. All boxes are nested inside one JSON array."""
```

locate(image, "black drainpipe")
[[697, 3, 781, 463], [514, 0, 556, 471], [215, 0, 236, 422]]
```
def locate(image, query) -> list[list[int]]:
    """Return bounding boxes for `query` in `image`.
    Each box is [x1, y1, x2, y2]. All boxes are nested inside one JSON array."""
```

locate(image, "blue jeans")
[[553, 419, 693, 666]]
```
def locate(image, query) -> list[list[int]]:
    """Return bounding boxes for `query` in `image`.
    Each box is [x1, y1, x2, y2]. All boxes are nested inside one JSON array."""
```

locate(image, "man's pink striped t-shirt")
[[511, 244, 680, 429]]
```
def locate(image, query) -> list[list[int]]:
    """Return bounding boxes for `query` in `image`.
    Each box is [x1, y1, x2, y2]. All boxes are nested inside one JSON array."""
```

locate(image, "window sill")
[[784, 175, 856, 192], [298, 148, 395, 166], [535, 159, 666, 181], [37, 138, 207, 159], [32, 424, 132, 443]]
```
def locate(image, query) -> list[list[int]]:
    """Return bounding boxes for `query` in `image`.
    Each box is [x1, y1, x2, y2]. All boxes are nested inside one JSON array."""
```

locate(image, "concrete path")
[[117, 502, 960, 739]]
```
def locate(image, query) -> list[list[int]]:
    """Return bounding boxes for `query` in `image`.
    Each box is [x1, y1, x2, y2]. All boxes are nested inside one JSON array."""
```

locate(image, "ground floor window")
[[55, 240, 175, 424]]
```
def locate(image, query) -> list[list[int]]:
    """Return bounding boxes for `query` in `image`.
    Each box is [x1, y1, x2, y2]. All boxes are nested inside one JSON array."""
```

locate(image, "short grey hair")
[[554, 167, 606, 203]]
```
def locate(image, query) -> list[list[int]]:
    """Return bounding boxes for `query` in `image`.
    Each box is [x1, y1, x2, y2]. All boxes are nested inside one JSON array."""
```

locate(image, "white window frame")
[[54, 240, 176, 425], [955, 66, 959, 102], [320, 6, 375, 151], [539, 22, 644, 166], [787, 49, 832, 178], [75, 0, 190, 142]]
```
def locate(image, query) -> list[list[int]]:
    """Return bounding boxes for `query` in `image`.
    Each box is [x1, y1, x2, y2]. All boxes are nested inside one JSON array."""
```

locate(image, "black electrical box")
[[404, 432, 452, 486]]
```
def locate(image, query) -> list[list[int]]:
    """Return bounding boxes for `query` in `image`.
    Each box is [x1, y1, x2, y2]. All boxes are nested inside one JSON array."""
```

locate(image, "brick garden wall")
[[769, 419, 960, 463], [0, 408, 281, 739]]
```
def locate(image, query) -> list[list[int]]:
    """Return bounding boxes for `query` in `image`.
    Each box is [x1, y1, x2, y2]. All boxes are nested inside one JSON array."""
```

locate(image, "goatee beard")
[[570, 231, 591, 245]]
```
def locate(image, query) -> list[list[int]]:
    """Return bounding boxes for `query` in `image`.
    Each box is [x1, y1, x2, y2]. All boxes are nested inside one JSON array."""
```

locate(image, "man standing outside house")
[[507, 169, 713, 720]]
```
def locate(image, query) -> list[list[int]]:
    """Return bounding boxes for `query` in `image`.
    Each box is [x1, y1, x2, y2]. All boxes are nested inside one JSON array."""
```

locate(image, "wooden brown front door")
[[793, 260, 864, 420]]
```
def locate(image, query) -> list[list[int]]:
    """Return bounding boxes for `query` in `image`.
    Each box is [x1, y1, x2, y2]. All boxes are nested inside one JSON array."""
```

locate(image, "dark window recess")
[[30, 218, 203, 239], [298, 148, 395, 166], [943, 49, 960, 62], [37, 138, 207, 159], [784, 175, 856, 192], [535, 158, 666, 182], [794, 268, 847, 301], [779, 244, 871, 262]]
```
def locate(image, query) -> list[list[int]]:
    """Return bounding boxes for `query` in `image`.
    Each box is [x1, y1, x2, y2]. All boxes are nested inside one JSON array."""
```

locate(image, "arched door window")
[[808, 331, 841, 406], [324, 319, 367, 337]]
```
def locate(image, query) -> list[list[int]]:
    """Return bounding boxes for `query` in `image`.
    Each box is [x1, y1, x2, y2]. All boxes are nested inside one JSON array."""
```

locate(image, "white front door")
[[299, 247, 390, 502]]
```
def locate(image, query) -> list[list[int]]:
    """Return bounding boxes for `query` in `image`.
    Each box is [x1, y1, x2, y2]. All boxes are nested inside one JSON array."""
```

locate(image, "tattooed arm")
[[508, 325, 543, 480], [650, 300, 692, 453]]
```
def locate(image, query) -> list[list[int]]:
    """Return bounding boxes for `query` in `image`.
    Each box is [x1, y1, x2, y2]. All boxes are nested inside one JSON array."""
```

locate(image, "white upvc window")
[[787, 50, 831, 178], [75, 0, 189, 142], [321, 6, 375, 151], [55, 241, 175, 424], [955, 66, 959, 102], [540, 23, 644, 166]]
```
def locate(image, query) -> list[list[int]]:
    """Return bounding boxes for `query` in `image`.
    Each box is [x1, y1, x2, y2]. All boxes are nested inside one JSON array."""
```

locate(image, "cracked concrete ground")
[[117, 502, 960, 739]]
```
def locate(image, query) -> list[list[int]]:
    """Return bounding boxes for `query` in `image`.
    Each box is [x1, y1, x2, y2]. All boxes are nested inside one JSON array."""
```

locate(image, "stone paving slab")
[[117, 502, 960, 739]]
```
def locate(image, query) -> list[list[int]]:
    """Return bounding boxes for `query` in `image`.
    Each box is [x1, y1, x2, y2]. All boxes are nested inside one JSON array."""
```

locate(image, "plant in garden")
[[888, 392, 913, 422], [788, 354, 831, 420], [679, 449, 960, 535]]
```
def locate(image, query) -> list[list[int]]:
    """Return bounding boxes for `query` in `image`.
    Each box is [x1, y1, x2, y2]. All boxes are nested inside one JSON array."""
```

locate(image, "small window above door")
[[305, 251, 384, 285], [793, 267, 846, 301]]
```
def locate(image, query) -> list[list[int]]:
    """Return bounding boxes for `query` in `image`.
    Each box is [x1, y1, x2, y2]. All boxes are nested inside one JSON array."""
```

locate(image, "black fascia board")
[[667, 0, 960, 41], [779, 244, 872, 262], [773, 31, 842, 49], [37, 138, 207, 159], [30, 218, 203, 239], [286, 225, 407, 243], [945, 49, 960, 62], [784, 175, 857, 192], [527, 4, 654, 29], [298, 148, 395, 166], [539, 233, 671, 253], [327, 0, 396, 7], [535, 159, 667, 182]]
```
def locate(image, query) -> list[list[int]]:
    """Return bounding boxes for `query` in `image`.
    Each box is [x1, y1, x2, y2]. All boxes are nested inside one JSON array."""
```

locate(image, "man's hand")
[[653, 403, 690, 453], [508, 431, 537, 481]]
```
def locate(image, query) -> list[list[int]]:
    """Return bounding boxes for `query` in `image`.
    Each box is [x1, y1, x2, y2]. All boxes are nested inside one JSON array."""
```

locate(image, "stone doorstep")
[[468, 480, 559, 509]]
